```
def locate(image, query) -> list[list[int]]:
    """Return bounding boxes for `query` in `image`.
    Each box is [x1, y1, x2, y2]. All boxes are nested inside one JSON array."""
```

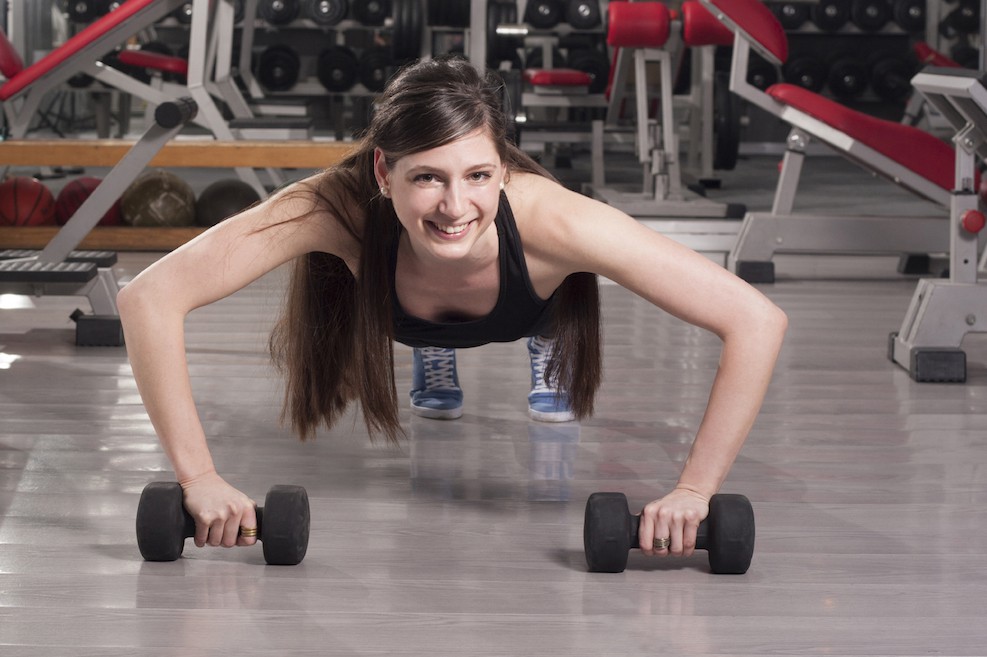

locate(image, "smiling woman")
[[117, 56, 787, 562]]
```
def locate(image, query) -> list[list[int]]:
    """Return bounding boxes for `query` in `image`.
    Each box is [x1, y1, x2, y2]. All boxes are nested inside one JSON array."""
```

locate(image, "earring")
[[379, 186, 389, 198], [499, 182, 505, 191]]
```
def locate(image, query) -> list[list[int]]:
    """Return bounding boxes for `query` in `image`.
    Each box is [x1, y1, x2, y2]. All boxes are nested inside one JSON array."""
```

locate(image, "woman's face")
[[374, 129, 507, 262]]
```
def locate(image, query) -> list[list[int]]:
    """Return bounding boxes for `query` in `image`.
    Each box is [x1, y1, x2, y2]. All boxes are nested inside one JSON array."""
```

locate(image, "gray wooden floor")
[[2, 155, 987, 655]]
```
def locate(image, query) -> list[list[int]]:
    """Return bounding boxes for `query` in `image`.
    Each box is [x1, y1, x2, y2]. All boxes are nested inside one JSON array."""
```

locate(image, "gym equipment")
[[525, 0, 563, 29], [773, 2, 810, 30], [195, 178, 262, 226], [259, 0, 301, 24], [172, 2, 194, 24], [699, 0, 954, 283], [566, 47, 609, 95], [565, 0, 601, 29], [889, 69, 987, 382], [868, 53, 914, 102], [583, 492, 755, 574], [826, 52, 869, 100], [0, 177, 56, 226], [713, 72, 742, 171], [306, 0, 348, 25], [136, 481, 310, 565], [66, 0, 105, 23], [256, 45, 301, 92], [892, 0, 925, 31], [55, 177, 122, 226], [359, 47, 391, 91], [487, 0, 521, 67], [428, 0, 470, 26], [351, 0, 389, 25], [811, 0, 851, 31], [0, 98, 198, 347], [317, 46, 359, 92], [392, 0, 425, 62], [941, 1, 979, 36], [782, 55, 827, 93], [747, 53, 780, 91], [850, 0, 891, 32], [120, 170, 197, 227]]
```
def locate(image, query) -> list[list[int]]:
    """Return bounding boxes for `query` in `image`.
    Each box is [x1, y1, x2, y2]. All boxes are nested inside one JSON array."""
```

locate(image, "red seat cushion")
[[524, 68, 592, 87], [0, 0, 161, 101], [702, 0, 788, 63], [117, 49, 189, 76], [767, 83, 955, 190], [608, 2, 671, 49], [0, 27, 24, 78]]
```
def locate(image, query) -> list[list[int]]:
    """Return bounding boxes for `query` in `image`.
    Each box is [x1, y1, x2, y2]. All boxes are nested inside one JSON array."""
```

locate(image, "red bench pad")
[[703, 0, 788, 63], [0, 0, 160, 101], [524, 68, 592, 87], [682, 1, 734, 47], [117, 49, 189, 76], [608, 2, 671, 49], [767, 83, 956, 191]]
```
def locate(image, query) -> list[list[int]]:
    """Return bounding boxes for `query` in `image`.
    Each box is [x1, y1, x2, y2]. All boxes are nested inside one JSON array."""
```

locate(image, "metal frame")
[[699, 2, 955, 278], [890, 69, 987, 382]]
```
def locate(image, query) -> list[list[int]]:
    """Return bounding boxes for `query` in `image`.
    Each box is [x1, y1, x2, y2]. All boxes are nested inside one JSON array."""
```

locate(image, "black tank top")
[[391, 192, 556, 349]]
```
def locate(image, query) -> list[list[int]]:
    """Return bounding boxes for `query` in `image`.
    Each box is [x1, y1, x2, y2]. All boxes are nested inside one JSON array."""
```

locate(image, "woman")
[[118, 57, 787, 562]]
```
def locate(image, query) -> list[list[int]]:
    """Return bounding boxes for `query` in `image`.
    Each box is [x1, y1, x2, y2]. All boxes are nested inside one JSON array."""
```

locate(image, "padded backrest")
[[0, 27, 25, 79], [681, 1, 734, 47], [700, 0, 788, 63]]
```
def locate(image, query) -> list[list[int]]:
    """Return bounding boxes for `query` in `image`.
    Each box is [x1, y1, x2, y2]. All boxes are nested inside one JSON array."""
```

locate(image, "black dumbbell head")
[[706, 494, 755, 574], [261, 485, 311, 566], [584, 492, 633, 573], [136, 482, 188, 561]]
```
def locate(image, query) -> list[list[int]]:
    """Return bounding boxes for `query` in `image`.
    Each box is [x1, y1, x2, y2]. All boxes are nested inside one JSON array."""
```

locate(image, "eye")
[[413, 173, 437, 184], [468, 171, 492, 183]]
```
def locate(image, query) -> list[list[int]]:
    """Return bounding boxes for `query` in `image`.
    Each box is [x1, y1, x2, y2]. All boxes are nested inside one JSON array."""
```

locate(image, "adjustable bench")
[[699, 0, 956, 283], [0, 98, 199, 346], [889, 67, 987, 382]]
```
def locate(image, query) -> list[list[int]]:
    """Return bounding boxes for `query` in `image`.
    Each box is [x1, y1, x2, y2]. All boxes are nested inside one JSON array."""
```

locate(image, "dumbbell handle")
[[179, 505, 266, 540], [629, 514, 709, 551]]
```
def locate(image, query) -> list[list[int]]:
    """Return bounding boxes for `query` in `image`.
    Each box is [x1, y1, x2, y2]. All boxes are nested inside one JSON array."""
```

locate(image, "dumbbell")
[[583, 492, 755, 574], [136, 481, 310, 565]]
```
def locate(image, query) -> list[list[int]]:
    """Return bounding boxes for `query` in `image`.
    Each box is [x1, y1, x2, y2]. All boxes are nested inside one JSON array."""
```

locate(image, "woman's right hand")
[[179, 471, 258, 548]]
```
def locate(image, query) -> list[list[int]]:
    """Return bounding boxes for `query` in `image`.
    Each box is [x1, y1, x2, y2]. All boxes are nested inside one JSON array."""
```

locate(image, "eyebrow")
[[405, 163, 499, 175]]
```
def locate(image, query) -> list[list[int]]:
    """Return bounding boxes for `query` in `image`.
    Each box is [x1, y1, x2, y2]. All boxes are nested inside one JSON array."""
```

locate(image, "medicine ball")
[[121, 170, 197, 227], [55, 176, 123, 226], [0, 177, 56, 226], [195, 178, 261, 227]]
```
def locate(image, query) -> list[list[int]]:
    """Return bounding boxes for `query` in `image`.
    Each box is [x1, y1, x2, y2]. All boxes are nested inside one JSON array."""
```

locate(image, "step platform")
[[0, 249, 118, 267]]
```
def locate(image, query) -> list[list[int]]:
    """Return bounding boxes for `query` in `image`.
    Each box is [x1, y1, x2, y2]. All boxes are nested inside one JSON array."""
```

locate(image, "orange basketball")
[[0, 177, 56, 226]]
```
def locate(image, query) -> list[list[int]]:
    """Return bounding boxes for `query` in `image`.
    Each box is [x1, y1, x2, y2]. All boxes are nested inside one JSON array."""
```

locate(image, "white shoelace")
[[528, 336, 556, 394], [420, 348, 459, 390]]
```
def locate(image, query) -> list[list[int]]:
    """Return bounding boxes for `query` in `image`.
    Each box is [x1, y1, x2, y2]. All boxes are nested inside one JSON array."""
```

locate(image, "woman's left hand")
[[638, 487, 711, 558]]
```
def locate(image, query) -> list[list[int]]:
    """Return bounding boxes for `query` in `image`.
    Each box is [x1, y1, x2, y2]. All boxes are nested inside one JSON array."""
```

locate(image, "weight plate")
[[307, 0, 347, 24], [782, 56, 826, 92], [256, 45, 301, 91], [392, 0, 424, 62], [811, 0, 850, 31], [892, 0, 925, 32], [352, 0, 389, 25], [567, 47, 609, 94], [850, 0, 891, 32], [869, 55, 913, 102], [260, 0, 301, 24], [827, 57, 869, 99], [525, 0, 563, 29], [359, 47, 391, 91], [317, 46, 359, 91], [773, 2, 810, 30], [565, 0, 601, 29], [487, 0, 520, 66]]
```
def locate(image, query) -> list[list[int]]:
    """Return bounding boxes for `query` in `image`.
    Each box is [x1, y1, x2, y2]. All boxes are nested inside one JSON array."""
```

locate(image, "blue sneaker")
[[410, 347, 463, 419], [527, 335, 576, 422]]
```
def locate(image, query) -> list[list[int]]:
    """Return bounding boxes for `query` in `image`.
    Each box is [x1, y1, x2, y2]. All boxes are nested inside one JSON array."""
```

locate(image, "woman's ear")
[[373, 148, 389, 189]]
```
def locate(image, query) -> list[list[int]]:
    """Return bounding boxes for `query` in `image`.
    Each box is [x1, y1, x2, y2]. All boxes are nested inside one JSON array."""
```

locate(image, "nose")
[[438, 181, 469, 219]]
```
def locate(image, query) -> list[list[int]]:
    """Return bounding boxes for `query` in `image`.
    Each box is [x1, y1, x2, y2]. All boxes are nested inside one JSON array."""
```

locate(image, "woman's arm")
[[513, 174, 787, 559], [118, 180, 354, 548]]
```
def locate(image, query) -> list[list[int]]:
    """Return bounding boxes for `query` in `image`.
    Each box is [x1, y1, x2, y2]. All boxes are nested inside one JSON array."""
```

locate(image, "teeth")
[[433, 222, 469, 235]]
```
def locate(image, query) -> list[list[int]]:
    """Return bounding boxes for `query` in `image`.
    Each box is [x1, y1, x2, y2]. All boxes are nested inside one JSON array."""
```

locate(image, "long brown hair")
[[270, 57, 601, 443]]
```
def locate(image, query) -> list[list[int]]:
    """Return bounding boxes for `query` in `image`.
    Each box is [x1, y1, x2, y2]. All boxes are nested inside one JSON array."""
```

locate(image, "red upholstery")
[[681, 1, 734, 47], [117, 49, 189, 76], [913, 42, 962, 68], [767, 83, 956, 190], [702, 0, 788, 63], [0, 27, 24, 79], [607, 2, 671, 49], [0, 0, 159, 101], [523, 68, 592, 87]]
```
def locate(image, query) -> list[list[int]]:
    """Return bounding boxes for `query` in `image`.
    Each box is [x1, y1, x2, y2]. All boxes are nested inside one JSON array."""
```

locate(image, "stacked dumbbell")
[[768, 0, 925, 33], [136, 482, 310, 565], [583, 492, 755, 574]]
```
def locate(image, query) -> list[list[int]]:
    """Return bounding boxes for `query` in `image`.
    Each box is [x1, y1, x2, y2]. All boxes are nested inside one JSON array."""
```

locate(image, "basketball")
[[0, 176, 57, 226], [120, 169, 197, 227], [54, 176, 123, 226]]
